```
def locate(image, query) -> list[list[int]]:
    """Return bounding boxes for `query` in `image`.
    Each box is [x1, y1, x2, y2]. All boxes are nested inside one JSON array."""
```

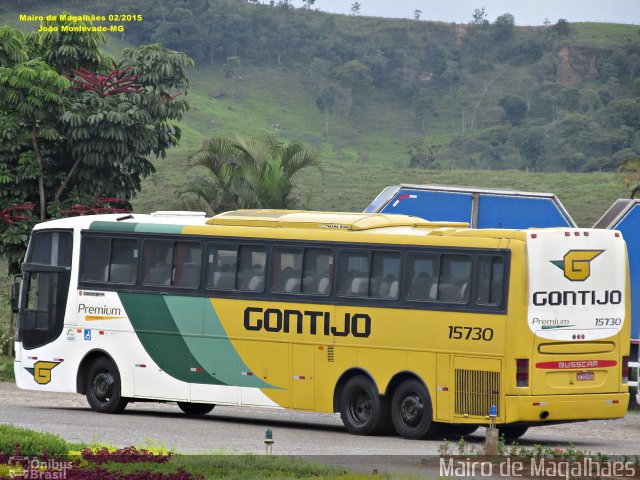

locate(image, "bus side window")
[[206, 245, 238, 290], [338, 252, 370, 297], [476, 256, 505, 305], [370, 252, 401, 299], [80, 237, 110, 282], [143, 241, 173, 286], [302, 248, 333, 295], [109, 239, 138, 284], [173, 242, 202, 288], [272, 247, 303, 293], [406, 254, 439, 301], [438, 255, 471, 303], [238, 245, 266, 292]]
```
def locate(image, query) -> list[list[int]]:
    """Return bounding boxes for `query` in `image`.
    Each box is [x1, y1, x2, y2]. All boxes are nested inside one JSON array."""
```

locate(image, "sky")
[[292, 0, 640, 26]]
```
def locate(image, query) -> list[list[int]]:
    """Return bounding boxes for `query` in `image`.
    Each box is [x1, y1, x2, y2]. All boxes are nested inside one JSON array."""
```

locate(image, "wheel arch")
[[384, 370, 430, 400], [332, 367, 379, 412], [76, 349, 118, 394]]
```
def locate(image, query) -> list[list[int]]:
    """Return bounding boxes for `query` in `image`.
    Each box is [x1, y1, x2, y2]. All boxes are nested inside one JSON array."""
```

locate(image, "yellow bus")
[[12, 210, 630, 440]]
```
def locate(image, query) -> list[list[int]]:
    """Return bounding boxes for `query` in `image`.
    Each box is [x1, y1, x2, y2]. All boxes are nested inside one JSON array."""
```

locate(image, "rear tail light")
[[622, 356, 629, 384], [516, 359, 529, 387]]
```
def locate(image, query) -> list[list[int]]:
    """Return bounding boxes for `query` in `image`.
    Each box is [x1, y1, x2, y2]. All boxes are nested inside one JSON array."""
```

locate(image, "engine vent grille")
[[455, 369, 500, 417]]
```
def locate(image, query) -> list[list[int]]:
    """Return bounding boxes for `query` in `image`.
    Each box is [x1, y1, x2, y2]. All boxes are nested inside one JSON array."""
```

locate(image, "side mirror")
[[10, 275, 22, 314]]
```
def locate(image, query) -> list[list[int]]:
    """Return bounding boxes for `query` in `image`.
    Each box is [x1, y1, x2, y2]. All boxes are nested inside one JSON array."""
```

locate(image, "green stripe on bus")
[[90, 221, 138, 232], [89, 221, 185, 234], [164, 296, 274, 389], [118, 292, 227, 386]]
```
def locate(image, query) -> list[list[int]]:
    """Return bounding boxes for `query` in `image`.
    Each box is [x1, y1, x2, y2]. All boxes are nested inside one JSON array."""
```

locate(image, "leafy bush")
[[82, 446, 171, 464], [0, 355, 13, 382], [0, 424, 68, 457]]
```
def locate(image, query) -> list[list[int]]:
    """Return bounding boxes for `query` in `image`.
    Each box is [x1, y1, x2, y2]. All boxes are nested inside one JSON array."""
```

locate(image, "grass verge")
[[0, 425, 355, 479]]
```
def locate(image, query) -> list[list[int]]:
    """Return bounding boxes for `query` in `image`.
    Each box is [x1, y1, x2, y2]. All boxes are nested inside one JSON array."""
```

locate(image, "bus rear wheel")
[[177, 402, 215, 416], [85, 357, 128, 414], [339, 375, 390, 435], [498, 425, 529, 440], [391, 379, 433, 440]]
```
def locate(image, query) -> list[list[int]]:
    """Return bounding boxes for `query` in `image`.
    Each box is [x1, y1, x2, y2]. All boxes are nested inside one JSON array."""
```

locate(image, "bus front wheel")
[[85, 357, 128, 414], [391, 379, 433, 439], [177, 402, 215, 416], [339, 375, 390, 435]]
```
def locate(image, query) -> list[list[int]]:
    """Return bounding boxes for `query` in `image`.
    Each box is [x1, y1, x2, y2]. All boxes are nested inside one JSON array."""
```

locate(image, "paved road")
[[2, 382, 640, 474]]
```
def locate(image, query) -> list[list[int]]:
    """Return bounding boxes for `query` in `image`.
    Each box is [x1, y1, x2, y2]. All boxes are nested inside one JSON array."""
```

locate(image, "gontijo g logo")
[[25, 361, 61, 385], [551, 250, 604, 282]]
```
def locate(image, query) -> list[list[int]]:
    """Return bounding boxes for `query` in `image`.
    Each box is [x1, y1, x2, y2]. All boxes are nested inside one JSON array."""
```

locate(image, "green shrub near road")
[[0, 355, 12, 382], [0, 424, 68, 457], [0, 262, 15, 382]]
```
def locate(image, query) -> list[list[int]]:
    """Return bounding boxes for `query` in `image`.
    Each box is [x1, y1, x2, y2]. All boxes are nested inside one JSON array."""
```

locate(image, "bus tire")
[[339, 375, 389, 436], [85, 357, 128, 414], [177, 402, 215, 416], [498, 425, 529, 440], [391, 379, 433, 440]]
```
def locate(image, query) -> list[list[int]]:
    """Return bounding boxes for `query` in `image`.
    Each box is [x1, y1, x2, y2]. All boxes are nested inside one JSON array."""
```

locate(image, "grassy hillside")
[[131, 63, 628, 227], [136, 152, 624, 227]]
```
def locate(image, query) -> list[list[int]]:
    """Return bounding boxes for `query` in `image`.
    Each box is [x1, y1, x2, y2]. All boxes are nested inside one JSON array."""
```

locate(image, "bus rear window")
[[476, 256, 504, 305]]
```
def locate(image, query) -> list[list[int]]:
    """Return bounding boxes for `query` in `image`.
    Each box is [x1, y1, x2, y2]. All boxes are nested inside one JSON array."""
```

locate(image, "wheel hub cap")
[[93, 372, 114, 400], [400, 394, 423, 427], [351, 391, 372, 424]]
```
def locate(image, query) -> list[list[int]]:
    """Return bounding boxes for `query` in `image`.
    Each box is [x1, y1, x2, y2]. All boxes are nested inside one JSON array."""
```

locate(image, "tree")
[[515, 128, 544, 171], [0, 59, 70, 221], [0, 21, 193, 272], [553, 19, 571, 36], [407, 137, 442, 168], [605, 98, 640, 129], [620, 157, 640, 198], [223, 56, 242, 99], [493, 13, 515, 42], [471, 7, 489, 26], [350, 2, 361, 16], [498, 94, 527, 126], [180, 134, 322, 212], [334, 59, 372, 91], [414, 9, 421, 20], [316, 84, 346, 136]]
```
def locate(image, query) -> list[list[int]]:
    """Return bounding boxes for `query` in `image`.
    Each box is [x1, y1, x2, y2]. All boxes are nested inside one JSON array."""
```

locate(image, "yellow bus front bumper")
[[505, 392, 629, 424]]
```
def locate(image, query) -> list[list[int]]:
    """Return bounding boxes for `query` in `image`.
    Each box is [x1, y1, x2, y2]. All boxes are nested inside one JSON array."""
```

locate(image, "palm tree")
[[180, 134, 322, 213]]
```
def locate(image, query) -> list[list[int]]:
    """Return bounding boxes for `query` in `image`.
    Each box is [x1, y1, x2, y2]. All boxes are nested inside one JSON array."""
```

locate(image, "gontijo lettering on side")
[[244, 307, 371, 338]]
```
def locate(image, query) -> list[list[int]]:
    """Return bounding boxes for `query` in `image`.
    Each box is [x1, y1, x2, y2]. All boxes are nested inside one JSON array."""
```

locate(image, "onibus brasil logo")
[[551, 250, 604, 281]]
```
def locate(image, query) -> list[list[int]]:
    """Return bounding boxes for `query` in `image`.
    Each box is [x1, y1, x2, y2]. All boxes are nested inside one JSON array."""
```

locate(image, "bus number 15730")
[[448, 326, 494, 341]]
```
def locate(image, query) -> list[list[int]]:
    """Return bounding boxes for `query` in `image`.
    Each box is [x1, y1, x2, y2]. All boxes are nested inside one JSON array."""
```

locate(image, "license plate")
[[576, 371, 595, 381]]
